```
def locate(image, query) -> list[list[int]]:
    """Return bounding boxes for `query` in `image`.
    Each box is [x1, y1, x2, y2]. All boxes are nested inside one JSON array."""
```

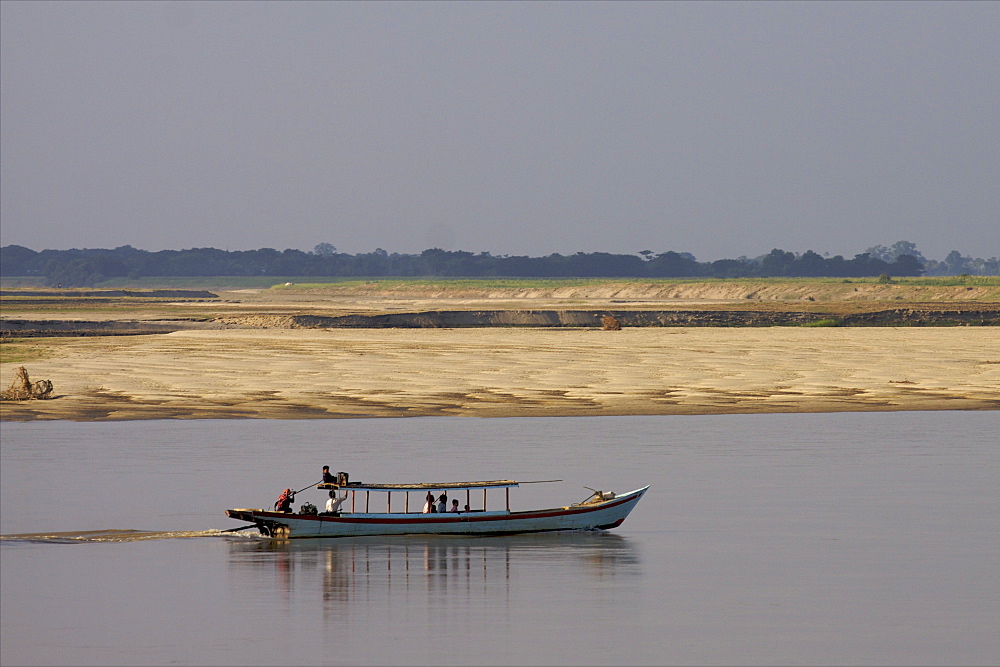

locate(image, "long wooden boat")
[[225, 479, 648, 539]]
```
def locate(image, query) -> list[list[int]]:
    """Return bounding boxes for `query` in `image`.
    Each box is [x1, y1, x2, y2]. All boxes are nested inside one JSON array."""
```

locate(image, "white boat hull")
[[227, 486, 648, 539]]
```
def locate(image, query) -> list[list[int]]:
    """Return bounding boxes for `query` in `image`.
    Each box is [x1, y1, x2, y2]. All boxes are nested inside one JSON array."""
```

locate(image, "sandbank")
[[2, 327, 997, 421]]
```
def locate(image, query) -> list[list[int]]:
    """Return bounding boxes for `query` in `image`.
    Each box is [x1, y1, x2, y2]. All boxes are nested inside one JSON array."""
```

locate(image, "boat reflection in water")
[[226, 531, 641, 617]]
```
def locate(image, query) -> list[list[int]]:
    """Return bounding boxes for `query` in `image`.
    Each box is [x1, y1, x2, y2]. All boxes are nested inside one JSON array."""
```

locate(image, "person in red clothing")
[[274, 488, 295, 513]]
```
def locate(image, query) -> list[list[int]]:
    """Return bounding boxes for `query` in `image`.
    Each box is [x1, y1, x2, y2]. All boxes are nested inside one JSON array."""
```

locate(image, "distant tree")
[[313, 243, 337, 256], [795, 250, 827, 276], [647, 251, 702, 277], [710, 258, 753, 278], [758, 249, 796, 276], [568, 252, 645, 277], [864, 244, 893, 263], [973, 257, 1000, 275], [888, 240, 926, 264], [943, 250, 970, 275], [887, 253, 924, 276], [865, 241, 926, 266], [0, 245, 41, 275], [824, 255, 849, 276]]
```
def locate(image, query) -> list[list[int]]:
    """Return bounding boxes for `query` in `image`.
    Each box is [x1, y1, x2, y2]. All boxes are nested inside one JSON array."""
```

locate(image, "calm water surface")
[[1, 412, 998, 666]]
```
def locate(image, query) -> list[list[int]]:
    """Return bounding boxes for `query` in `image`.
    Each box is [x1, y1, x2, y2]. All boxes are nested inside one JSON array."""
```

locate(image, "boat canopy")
[[321, 479, 519, 492]]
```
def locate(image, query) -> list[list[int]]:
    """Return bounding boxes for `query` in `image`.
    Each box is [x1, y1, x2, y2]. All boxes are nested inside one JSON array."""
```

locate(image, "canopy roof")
[[324, 480, 519, 492]]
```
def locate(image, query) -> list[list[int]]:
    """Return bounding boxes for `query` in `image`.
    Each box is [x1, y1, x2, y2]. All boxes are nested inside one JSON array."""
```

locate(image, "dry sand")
[[2, 327, 997, 421]]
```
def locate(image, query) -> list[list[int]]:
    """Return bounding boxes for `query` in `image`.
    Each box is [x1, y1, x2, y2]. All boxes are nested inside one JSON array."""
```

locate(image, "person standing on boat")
[[325, 489, 346, 514], [274, 488, 295, 513], [423, 492, 436, 513], [437, 493, 448, 513], [321, 466, 336, 484]]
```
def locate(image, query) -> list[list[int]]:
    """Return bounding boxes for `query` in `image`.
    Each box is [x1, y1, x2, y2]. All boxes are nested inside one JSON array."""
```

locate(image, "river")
[[1, 412, 997, 665]]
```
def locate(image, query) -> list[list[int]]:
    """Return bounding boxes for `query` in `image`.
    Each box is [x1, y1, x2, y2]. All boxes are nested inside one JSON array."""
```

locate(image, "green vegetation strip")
[[801, 318, 842, 327], [0, 337, 59, 364], [4, 275, 996, 292]]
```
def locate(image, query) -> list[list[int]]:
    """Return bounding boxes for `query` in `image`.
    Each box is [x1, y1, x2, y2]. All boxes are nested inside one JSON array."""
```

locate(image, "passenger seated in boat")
[[423, 492, 436, 513], [274, 488, 295, 513], [324, 490, 346, 514], [437, 493, 448, 513], [450, 499, 460, 513], [321, 466, 336, 484], [464, 504, 471, 512]]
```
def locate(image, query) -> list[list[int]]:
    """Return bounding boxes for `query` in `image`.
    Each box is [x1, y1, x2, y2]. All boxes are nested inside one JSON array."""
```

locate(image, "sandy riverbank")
[[2, 327, 997, 421]]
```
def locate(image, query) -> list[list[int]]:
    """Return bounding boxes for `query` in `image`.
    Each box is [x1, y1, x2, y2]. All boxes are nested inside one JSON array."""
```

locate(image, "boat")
[[225, 477, 648, 539]]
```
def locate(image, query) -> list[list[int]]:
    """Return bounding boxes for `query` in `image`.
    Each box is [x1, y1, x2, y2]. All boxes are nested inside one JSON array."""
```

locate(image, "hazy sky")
[[2, 1, 998, 261]]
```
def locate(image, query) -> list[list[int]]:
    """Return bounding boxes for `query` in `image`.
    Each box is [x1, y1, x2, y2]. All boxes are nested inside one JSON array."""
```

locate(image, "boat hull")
[[227, 486, 648, 539]]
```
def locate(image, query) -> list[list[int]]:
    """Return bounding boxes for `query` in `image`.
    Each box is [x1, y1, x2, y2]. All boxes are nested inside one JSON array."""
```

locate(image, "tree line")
[[1, 242, 996, 287]]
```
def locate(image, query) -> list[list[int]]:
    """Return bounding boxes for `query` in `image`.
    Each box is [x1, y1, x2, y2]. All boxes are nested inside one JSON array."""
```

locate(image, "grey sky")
[[2, 1, 998, 261]]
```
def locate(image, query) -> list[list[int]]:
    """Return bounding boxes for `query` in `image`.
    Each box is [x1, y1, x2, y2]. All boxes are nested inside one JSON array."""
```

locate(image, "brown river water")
[[1, 412, 997, 666]]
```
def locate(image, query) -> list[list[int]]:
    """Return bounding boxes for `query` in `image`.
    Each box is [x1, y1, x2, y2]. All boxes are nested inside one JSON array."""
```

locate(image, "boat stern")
[[225, 509, 290, 537]]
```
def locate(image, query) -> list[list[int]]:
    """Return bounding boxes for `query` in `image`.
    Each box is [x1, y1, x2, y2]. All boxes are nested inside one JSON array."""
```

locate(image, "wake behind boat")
[[225, 475, 648, 539]]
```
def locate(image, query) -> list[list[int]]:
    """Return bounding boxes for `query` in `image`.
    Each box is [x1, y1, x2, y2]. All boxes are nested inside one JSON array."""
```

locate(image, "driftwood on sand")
[[1, 366, 53, 400]]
